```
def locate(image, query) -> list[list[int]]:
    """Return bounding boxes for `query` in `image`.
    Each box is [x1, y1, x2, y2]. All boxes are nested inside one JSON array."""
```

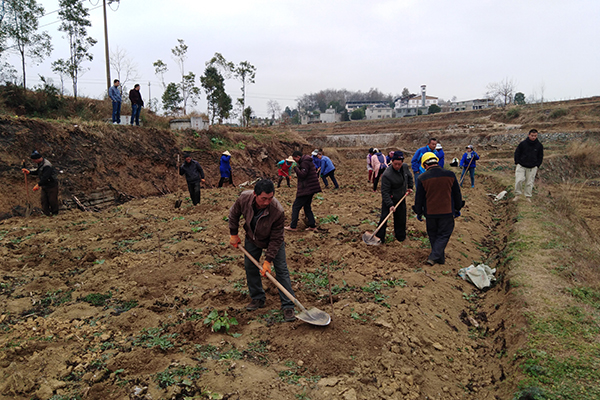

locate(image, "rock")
[[318, 377, 339, 387], [432, 342, 444, 351], [342, 388, 357, 400], [374, 319, 393, 329], [34, 384, 53, 400]]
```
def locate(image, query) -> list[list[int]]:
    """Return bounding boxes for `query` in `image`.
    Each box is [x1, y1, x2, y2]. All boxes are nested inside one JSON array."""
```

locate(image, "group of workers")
[[20, 129, 543, 322]]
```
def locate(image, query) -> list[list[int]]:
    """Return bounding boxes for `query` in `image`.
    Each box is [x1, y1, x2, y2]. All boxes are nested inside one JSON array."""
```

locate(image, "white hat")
[[223, 150, 231, 156], [466, 145, 473, 149], [286, 156, 294, 162], [311, 150, 318, 156], [373, 148, 379, 153], [435, 143, 442, 150]]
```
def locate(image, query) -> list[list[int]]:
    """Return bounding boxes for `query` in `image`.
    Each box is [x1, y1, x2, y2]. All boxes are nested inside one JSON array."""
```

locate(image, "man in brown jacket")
[[285, 150, 322, 231], [229, 179, 296, 322]]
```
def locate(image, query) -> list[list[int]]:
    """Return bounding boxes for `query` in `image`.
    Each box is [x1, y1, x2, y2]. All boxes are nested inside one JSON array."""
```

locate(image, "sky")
[[4, 0, 600, 118]]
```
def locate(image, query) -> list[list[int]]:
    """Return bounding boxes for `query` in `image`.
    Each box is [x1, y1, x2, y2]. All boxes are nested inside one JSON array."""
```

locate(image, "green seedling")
[[203, 309, 238, 333]]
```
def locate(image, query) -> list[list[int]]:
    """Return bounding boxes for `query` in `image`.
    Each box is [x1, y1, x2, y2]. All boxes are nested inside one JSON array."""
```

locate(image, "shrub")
[[506, 108, 520, 119], [550, 108, 569, 118]]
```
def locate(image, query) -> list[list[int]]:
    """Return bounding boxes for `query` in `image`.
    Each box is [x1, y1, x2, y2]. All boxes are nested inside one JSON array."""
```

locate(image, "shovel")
[[459, 153, 475, 186], [22, 160, 32, 217], [362, 192, 409, 246], [174, 155, 183, 208], [238, 246, 331, 326]]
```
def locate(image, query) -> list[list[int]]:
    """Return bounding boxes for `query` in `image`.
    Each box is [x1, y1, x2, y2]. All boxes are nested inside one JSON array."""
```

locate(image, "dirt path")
[[0, 157, 515, 400]]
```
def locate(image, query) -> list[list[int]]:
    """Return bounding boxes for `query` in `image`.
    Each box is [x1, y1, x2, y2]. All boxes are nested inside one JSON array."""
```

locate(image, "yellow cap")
[[421, 152, 439, 169]]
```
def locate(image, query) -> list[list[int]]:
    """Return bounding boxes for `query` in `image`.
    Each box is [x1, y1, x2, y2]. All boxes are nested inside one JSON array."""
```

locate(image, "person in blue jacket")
[[435, 143, 445, 168], [218, 150, 233, 188], [317, 152, 339, 189], [311, 149, 321, 174], [459, 145, 480, 188], [411, 138, 439, 180]]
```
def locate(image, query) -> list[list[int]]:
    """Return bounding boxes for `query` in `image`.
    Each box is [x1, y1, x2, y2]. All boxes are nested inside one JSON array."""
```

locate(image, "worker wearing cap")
[[376, 151, 414, 243], [276, 156, 295, 188], [179, 152, 205, 205], [459, 145, 480, 188], [413, 152, 463, 265], [435, 143, 445, 168], [218, 150, 233, 188], [22, 151, 59, 216], [311, 149, 321, 173]]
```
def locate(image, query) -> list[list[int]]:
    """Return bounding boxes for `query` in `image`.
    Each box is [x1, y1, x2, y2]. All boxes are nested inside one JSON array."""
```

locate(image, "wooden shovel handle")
[[371, 192, 409, 237], [459, 153, 475, 186], [238, 245, 308, 313]]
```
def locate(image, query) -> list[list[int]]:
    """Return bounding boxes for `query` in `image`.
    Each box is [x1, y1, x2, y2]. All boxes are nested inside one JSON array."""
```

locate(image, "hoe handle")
[[370, 192, 409, 238], [238, 245, 308, 313]]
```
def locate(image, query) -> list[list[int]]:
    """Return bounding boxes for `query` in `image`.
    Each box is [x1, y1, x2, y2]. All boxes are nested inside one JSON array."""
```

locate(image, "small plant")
[[203, 309, 238, 333], [319, 214, 339, 224], [154, 364, 206, 388], [81, 292, 112, 307], [506, 108, 520, 119], [133, 327, 177, 350], [550, 108, 568, 119]]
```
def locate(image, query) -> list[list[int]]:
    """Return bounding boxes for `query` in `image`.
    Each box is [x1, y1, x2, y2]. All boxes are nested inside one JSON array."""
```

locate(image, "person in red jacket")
[[285, 150, 322, 232]]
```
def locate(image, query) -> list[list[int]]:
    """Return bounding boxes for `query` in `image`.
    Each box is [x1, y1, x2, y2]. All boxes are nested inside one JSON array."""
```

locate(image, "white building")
[[366, 105, 393, 120], [320, 107, 342, 123], [395, 85, 438, 117], [451, 98, 495, 111]]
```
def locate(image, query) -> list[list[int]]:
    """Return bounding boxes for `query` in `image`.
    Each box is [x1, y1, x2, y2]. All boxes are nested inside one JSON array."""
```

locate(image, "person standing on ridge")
[[513, 129, 544, 202], [128, 84, 144, 126], [285, 150, 321, 232], [109, 79, 122, 125], [459, 145, 480, 188]]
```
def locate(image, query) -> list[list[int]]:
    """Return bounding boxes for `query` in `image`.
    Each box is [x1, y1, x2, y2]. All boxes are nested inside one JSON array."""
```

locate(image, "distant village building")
[[365, 104, 393, 120], [345, 100, 389, 113], [169, 116, 209, 130], [301, 113, 321, 125], [450, 98, 495, 111], [320, 107, 342, 123], [394, 85, 438, 117]]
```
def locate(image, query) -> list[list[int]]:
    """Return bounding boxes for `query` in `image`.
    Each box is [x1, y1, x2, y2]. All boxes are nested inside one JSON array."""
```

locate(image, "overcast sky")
[[5, 0, 600, 118]]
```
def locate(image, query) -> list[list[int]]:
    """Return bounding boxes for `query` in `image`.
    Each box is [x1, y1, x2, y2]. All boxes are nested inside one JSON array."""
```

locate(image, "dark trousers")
[[218, 173, 233, 187], [425, 216, 455, 263], [244, 239, 294, 309], [321, 170, 339, 188], [112, 101, 121, 123], [372, 170, 384, 191], [290, 194, 316, 229], [375, 200, 407, 242], [130, 104, 141, 125], [41, 185, 59, 216], [186, 181, 201, 205], [277, 175, 291, 187]]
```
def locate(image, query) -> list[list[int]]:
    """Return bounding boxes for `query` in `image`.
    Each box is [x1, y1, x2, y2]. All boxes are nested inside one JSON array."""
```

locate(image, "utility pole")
[[102, 0, 111, 94], [148, 81, 151, 109]]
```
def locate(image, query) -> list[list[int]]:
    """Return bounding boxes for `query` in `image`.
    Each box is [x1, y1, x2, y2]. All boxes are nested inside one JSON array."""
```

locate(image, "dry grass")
[[566, 140, 600, 166]]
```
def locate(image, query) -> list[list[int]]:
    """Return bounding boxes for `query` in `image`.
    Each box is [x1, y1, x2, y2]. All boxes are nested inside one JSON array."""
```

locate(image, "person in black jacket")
[[513, 129, 544, 202], [285, 150, 322, 232], [22, 150, 59, 216], [179, 153, 205, 205], [128, 84, 144, 126], [376, 151, 414, 243], [413, 152, 463, 265]]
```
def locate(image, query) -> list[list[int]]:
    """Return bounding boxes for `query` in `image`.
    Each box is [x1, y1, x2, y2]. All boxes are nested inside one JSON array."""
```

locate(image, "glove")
[[201, 179, 205, 182], [22, 168, 30, 174], [454, 211, 461, 218], [261, 261, 272, 277], [416, 214, 424, 222], [229, 235, 241, 248], [32, 184, 40, 191]]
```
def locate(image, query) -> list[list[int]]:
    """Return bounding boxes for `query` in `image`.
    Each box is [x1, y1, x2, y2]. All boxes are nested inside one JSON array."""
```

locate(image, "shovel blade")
[[362, 231, 381, 246], [296, 307, 331, 326]]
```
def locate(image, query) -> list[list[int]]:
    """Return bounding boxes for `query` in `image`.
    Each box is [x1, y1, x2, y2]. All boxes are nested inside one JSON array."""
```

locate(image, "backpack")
[[377, 154, 386, 169]]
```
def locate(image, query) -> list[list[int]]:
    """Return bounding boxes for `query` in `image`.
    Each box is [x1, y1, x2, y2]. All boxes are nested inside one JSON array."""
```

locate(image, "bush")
[[506, 108, 520, 119], [550, 108, 569, 119]]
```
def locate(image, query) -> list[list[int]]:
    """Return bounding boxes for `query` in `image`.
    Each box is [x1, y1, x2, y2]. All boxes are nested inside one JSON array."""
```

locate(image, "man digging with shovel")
[[179, 153, 205, 206], [375, 151, 413, 244], [22, 151, 59, 216], [229, 179, 296, 322]]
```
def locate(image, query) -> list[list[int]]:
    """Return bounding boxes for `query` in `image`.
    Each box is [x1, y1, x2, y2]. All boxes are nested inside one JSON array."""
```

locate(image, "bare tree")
[[267, 99, 281, 122], [110, 45, 139, 94], [153, 59, 167, 89], [486, 78, 516, 107]]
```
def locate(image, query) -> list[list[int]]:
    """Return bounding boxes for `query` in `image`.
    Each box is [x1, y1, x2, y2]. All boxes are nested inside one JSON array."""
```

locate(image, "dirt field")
[[0, 150, 522, 400]]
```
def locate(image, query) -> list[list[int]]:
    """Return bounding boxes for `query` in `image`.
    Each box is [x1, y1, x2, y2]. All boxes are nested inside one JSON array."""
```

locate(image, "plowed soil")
[[0, 149, 517, 399]]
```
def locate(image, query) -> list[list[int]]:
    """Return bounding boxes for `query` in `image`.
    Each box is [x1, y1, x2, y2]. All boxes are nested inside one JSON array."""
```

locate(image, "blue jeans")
[[112, 101, 121, 123], [130, 104, 141, 125], [243, 239, 295, 309], [460, 167, 475, 187]]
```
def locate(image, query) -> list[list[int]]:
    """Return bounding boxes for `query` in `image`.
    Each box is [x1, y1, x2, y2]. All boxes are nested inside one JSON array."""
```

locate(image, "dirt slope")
[[0, 151, 521, 400]]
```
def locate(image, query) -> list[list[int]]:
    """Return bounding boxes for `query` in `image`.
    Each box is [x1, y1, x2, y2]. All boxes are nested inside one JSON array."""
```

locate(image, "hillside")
[[1, 99, 600, 400]]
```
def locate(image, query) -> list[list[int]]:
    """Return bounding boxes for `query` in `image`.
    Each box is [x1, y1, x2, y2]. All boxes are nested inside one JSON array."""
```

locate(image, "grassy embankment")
[[495, 141, 600, 399]]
